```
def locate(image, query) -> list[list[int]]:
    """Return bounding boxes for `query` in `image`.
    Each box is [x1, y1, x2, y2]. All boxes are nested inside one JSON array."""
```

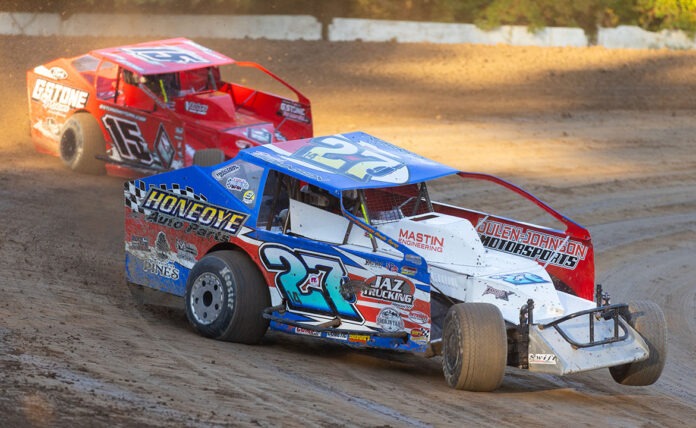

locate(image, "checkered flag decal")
[[168, 183, 208, 202], [124, 180, 148, 213], [415, 327, 430, 339], [124, 180, 208, 213]]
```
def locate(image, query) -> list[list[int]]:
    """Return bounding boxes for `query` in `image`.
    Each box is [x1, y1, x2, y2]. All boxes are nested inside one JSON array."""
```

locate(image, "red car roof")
[[90, 37, 234, 75]]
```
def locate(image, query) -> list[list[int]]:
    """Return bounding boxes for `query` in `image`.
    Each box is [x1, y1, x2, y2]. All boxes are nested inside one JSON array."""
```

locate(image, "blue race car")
[[124, 131, 666, 391]]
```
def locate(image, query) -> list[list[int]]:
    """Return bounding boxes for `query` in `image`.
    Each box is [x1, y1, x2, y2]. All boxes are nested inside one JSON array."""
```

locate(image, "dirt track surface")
[[1, 36, 695, 427]]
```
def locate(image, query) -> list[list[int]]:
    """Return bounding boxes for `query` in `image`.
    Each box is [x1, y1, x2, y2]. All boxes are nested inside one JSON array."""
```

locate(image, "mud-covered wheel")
[[609, 301, 667, 386], [59, 113, 106, 174], [185, 250, 270, 344], [193, 148, 225, 166], [442, 303, 507, 391]]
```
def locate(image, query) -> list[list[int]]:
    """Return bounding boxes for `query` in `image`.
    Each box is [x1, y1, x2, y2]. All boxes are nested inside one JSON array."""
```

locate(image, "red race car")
[[27, 38, 313, 177]]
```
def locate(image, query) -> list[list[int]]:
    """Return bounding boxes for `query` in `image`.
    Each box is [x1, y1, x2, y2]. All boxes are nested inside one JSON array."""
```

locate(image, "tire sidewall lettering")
[[220, 265, 235, 314]]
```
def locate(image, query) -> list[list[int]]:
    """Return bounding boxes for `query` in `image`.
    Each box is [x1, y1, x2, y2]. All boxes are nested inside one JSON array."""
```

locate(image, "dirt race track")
[[1, 35, 695, 427]]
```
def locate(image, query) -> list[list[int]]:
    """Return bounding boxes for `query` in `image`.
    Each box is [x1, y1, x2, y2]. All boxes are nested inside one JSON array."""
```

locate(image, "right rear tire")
[[442, 303, 507, 391]]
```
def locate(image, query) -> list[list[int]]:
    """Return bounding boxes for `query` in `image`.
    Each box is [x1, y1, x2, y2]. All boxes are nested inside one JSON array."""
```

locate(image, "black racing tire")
[[609, 301, 667, 386], [442, 303, 507, 391], [193, 148, 225, 167], [59, 113, 106, 174], [185, 250, 270, 344]]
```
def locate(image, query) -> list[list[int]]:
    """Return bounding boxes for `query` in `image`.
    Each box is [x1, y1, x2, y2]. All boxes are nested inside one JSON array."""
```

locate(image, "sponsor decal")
[[325, 332, 349, 341], [398, 229, 444, 253], [295, 327, 321, 337], [143, 257, 180, 280], [129, 236, 149, 252], [243, 190, 255, 204], [301, 272, 324, 293], [529, 353, 558, 365], [142, 187, 247, 236], [362, 275, 415, 306], [491, 272, 548, 286], [49, 67, 68, 80], [279, 99, 309, 123], [31, 79, 88, 113], [478, 220, 588, 270], [213, 164, 240, 180], [400, 266, 417, 276], [246, 128, 272, 144], [176, 239, 198, 264], [146, 211, 231, 242], [99, 104, 146, 122], [348, 334, 370, 343], [377, 307, 404, 332], [184, 100, 208, 115], [32, 117, 61, 140], [410, 328, 430, 343], [364, 260, 399, 273], [225, 177, 249, 192], [408, 310, 429, 325], [482, 285, 515, 301], [155, 231, 171, 260], [155, 125, 175, 168]]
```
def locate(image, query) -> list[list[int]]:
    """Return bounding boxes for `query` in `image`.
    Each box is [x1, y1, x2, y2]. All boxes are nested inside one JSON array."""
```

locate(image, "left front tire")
[[442, 303, 507, 391], [185, 250, 270, 344]]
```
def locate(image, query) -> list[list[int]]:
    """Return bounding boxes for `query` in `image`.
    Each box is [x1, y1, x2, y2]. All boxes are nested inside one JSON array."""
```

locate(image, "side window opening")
[[259, 171, 353, 235], [118, 70, 185, 109], [72, 54, 100, 84], [95, 60, 119, 100], [258, 170, 292, 231], [298, 183, 341, 214], [259, 173, 355, 244], [119, 69, 154, 110]]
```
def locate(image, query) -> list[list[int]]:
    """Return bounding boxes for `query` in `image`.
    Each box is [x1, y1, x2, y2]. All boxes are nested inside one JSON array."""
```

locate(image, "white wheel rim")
[[189, 272, 225, 325]]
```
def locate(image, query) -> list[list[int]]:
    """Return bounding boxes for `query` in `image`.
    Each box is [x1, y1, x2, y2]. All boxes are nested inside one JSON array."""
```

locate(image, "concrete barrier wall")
[[597, 25, 696, 50], [329, 18, 588, 47], [0, 12, 322, 40], [3, 11, 696, 49], [0, 12, 60, 36]]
